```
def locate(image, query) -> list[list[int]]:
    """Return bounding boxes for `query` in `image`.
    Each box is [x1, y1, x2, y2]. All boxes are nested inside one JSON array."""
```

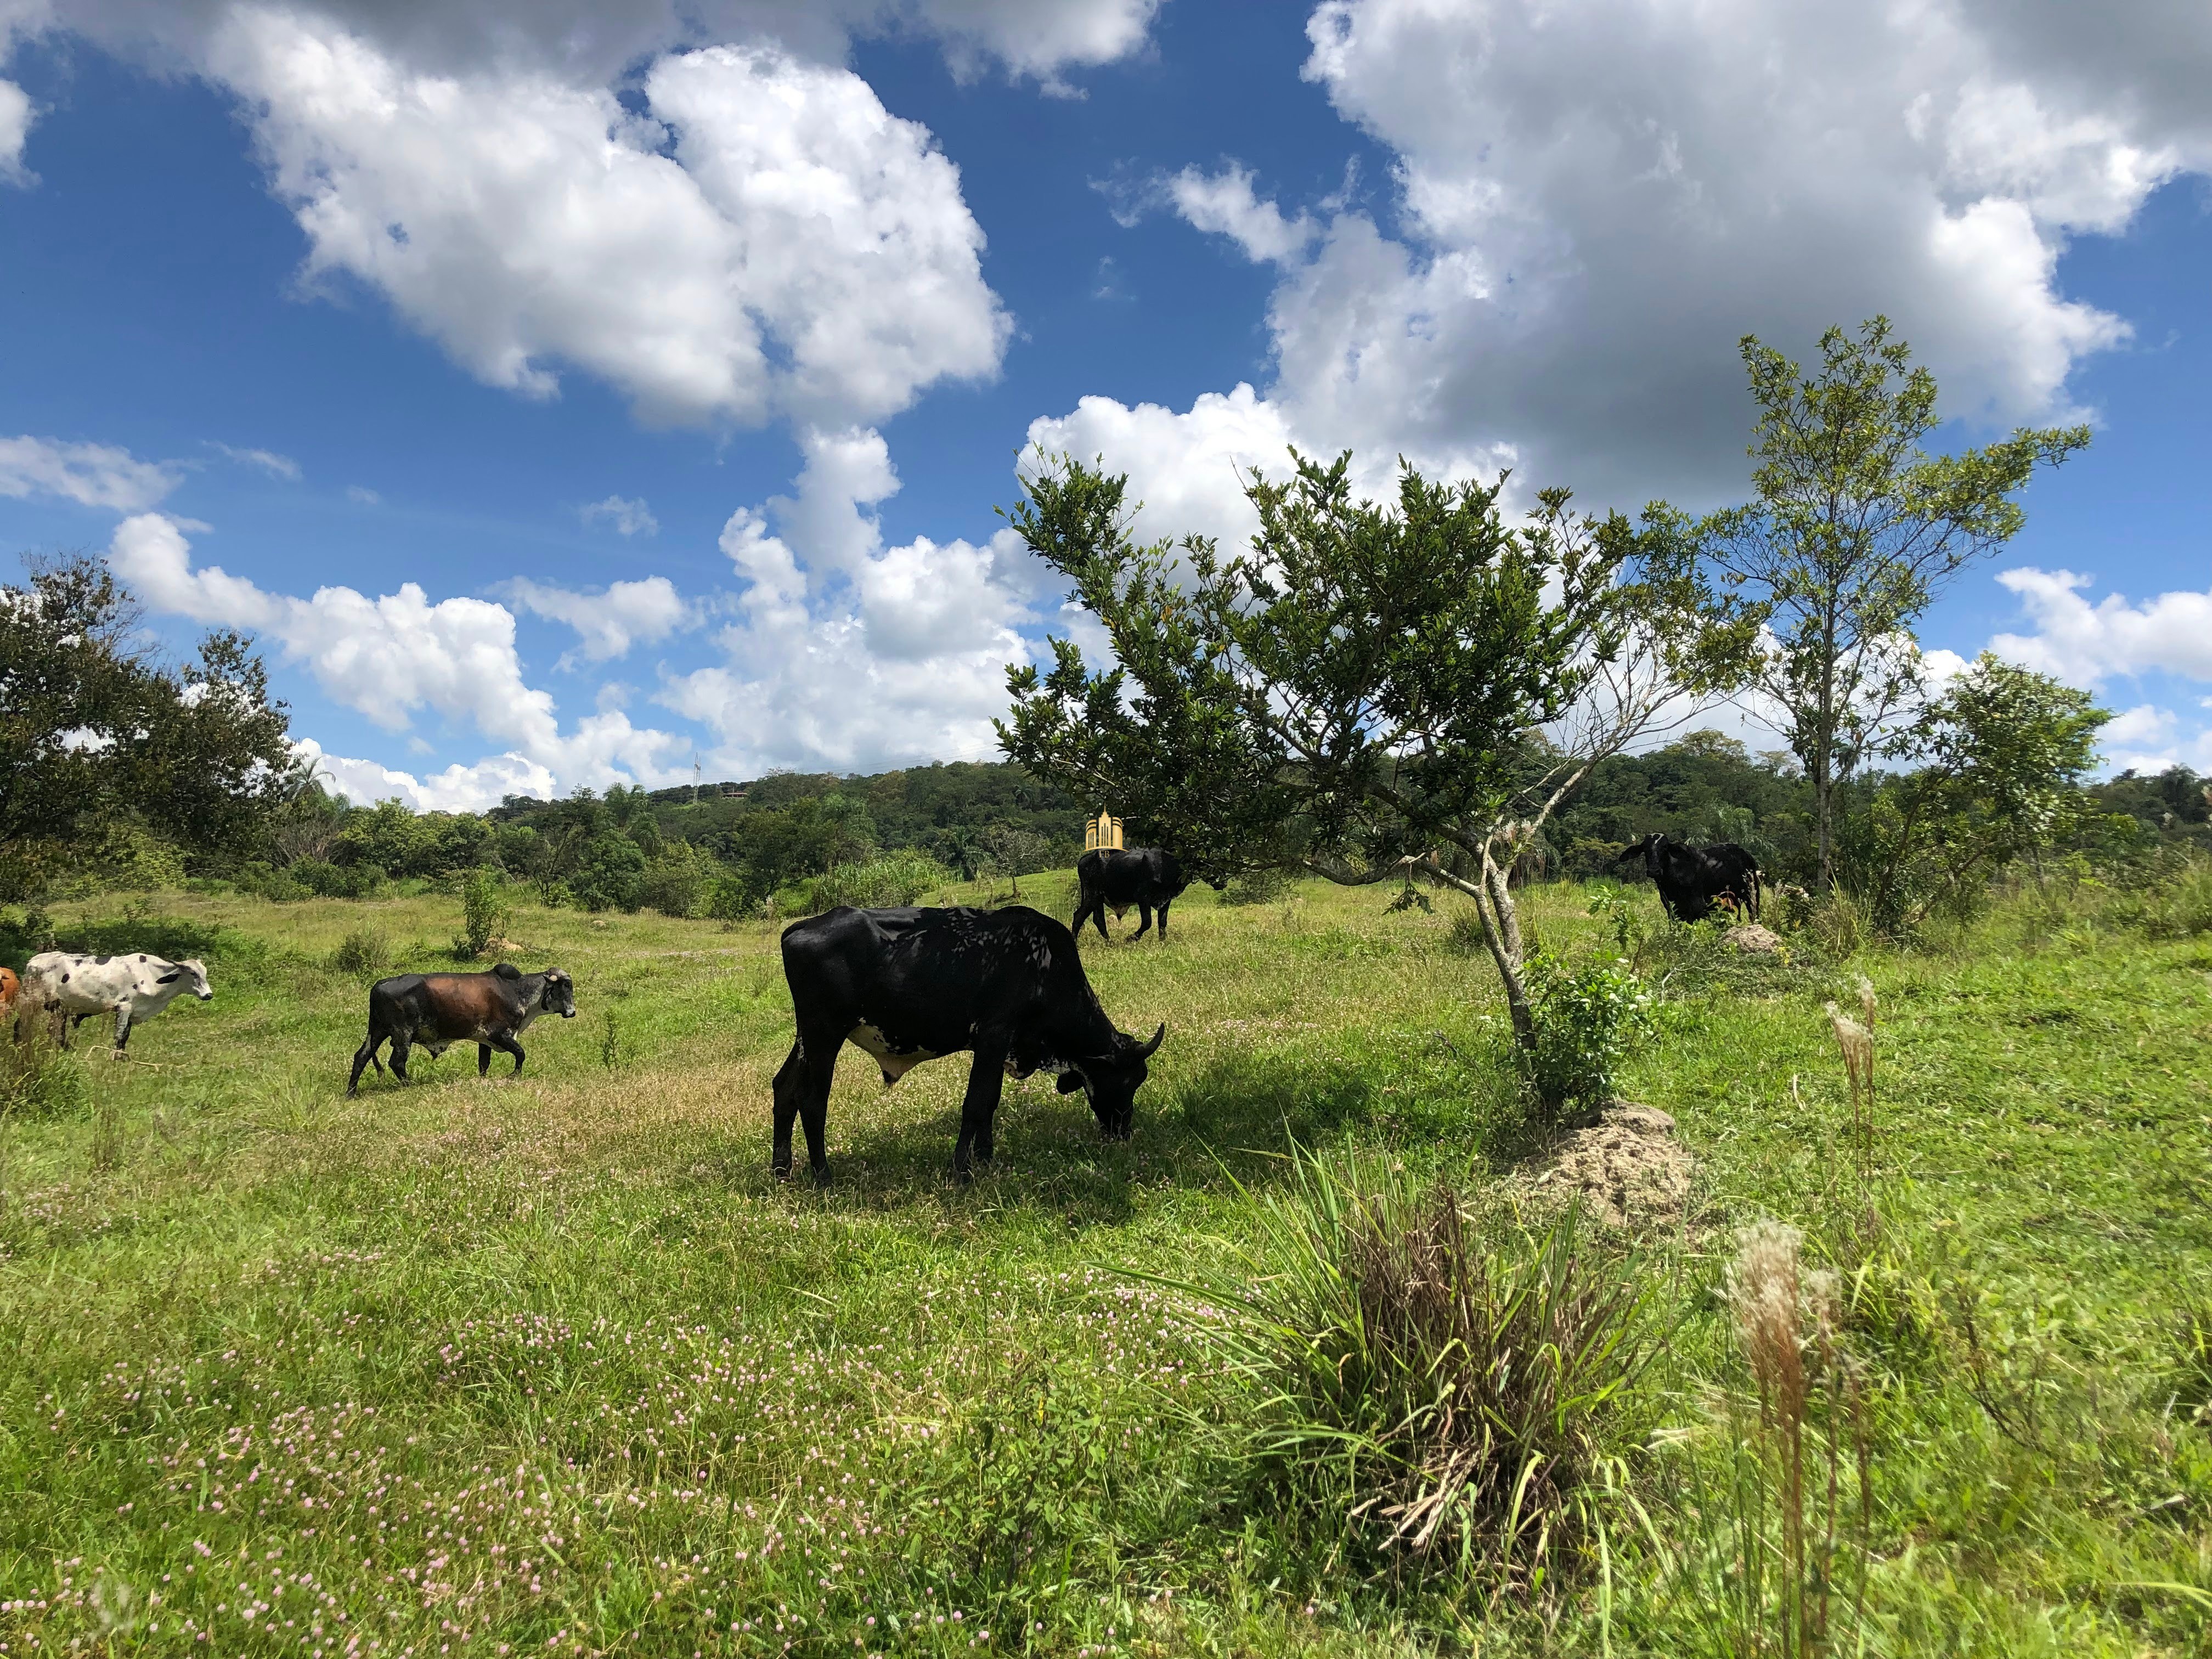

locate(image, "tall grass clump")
[[795, 852, 950, 914], [1168, 1152, 1649, 1595], [1689, 1221, 1870, 1658], [0, 1015, 83, 1118]]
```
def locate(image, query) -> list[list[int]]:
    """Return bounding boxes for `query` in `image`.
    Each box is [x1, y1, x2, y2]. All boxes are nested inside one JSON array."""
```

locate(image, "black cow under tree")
[[1617, 833, 1763, 922], [998, 448, 1758, 1062], [773, 904, 1164, 1183], [1073, 845, 1206, 941]]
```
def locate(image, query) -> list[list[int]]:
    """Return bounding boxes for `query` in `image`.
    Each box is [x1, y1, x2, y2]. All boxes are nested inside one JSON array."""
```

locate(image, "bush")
[[1167, 1150, 1647, 1587], [571, 834, 647, 913], [706, 870, 762, 928], [1517, 950, 1652, 1118], [793, 853, 950, 915], [2103, 851, 2212, 940], [1217, 867, 1294, 906], [637, 846, 713, 919], [232, 861, 312, 902], [452, 868, 510, 960], [329, 926, 391, 979], [292, 859, 385, 900]]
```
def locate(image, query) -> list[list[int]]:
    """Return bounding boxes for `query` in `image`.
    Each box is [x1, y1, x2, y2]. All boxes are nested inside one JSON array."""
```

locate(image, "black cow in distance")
[[1073, 847, 1193, 942], [773, 905, 1165, 1183], [1618, 833, 1763, 923]]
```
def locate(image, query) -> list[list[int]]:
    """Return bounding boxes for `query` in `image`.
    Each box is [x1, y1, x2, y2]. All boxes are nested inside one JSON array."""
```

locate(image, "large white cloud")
[[1991, 568, 2212, 686], [1081, 0, 2212, 517], [108, 512, 690, 801], [195, 13, 1005, 428], [659, 427, 1037, 772], [0, 434, 180, 511]]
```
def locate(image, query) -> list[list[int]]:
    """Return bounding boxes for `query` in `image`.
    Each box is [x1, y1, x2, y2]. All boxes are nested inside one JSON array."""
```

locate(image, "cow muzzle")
[[560, 1007, 575, 1018], [196, 990, 213, 1002]]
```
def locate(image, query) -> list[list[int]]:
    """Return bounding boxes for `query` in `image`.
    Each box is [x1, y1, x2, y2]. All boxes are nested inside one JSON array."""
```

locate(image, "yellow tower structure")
[[1084, 812, 1125, 853]]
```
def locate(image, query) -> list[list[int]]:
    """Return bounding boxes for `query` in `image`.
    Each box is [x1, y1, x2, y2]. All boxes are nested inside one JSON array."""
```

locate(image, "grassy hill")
[[1, 873, 2208, 1654]]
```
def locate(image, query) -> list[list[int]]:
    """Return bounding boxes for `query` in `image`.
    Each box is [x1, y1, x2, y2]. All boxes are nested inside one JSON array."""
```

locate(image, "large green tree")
[[0, 553, 295, 895], [1000, 450, 1755, 1046], [1701, 318, 2090, 890]]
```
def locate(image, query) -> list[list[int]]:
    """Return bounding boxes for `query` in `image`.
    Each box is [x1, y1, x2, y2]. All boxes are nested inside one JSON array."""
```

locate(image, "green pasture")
[[1, 874, 2208, 1655]]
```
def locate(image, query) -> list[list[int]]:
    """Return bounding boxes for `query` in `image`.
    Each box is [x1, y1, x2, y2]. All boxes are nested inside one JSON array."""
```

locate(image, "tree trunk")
[[1474, 847, 1536, 1051]]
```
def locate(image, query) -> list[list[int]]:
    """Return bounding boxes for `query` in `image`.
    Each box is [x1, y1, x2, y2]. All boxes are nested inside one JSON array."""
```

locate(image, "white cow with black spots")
[[20, 951, 214, 1054]]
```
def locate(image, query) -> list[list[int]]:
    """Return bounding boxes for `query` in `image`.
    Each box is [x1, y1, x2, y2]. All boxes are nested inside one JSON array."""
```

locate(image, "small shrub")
[[1517, 950, 1652, 1119], [1167, 1151, 1647, 1588], [329, 927, 391, 979], [452, 868, 510, 960], [1217, 867, 1293, 906], [1444, 908, 1488, 955], [89, 1096, 125, 1172], [599, 1007, 622, 1070]]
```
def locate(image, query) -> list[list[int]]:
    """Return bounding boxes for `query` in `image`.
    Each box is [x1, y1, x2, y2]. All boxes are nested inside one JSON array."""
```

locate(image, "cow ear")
[[156, 972, 180, 984], [1055, 1070, 1086, 1094]]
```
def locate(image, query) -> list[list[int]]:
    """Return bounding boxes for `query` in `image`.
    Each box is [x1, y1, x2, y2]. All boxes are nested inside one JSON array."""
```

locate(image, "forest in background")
[[55, 740, 2212, 925]]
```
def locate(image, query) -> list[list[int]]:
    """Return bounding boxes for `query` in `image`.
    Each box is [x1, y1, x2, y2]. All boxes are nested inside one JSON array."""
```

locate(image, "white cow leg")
[[112, 1006, 132, 1055]]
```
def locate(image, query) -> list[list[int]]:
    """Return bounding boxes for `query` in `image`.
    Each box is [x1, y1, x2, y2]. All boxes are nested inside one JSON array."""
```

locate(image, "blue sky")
[[2, 0, 2208, 808]]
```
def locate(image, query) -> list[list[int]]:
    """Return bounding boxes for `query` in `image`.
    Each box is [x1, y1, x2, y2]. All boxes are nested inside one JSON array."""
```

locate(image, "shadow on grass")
[[816, 1049, 1392, 1228], [1, 909, 262, 973]]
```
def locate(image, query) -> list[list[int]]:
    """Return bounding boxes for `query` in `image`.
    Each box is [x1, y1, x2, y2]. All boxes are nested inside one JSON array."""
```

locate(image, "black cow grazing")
[[1073, 847, 1192, 942], [774, 905, 1165, 1183], [347, 963, 577, 1095], [1618, 833, 1763, 923]]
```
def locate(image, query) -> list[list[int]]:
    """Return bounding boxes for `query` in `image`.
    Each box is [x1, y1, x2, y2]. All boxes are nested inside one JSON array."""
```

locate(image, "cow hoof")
[[810, 1166, 833, 1190]]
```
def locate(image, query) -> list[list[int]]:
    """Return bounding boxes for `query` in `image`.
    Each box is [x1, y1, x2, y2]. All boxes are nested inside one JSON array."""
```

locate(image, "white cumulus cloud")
[[196, 11, 1007, 430], [1095, 1, 2212, 512], [108, 512, 690, 797], [0, 434, 181, 512], [658, 427, 1037, 772], [504, 574, 691, 665], [1990, 567, 2212, 686]]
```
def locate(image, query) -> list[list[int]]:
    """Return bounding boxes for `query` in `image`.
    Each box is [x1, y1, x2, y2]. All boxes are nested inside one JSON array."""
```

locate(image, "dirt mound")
[[1723, 923, 1786, 955], [1523, 1103, 1694, 1231]]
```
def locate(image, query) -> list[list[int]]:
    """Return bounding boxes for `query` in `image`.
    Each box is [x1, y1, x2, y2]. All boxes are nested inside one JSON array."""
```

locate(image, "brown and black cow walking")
[[347, 963, 576, 1095]]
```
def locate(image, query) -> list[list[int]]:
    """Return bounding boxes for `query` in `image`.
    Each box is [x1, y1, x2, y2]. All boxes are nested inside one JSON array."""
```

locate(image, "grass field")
[[1, 873, 2209, 1656]]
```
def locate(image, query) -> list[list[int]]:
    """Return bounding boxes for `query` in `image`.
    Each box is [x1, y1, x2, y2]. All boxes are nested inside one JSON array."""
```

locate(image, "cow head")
[[1616, 833, 1670, 877], [540, 968, 577, 1019], [1053, 1022, 1166, 1138], [160, 958, 214, 1001]]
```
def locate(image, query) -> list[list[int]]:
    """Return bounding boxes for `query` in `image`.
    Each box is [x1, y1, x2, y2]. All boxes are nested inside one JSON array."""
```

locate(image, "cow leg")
[[772, 1030, 839, 1183], [1156, 898, 1172, 939], [1130, 902, 1154, 941], [952, 1042, 1009, 1182], [478, 1042, 493, 1078], [1074, 894, 1108, 941], [491, 1034, 526, 1077], [346, 1031, 383, 1096], [389, 1035, 412, 1083], [112, 1006, 132, 1055]]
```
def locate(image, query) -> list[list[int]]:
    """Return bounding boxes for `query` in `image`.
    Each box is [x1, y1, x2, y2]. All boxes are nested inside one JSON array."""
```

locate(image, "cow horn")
[[1135, 1022, 1165, 1059]]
